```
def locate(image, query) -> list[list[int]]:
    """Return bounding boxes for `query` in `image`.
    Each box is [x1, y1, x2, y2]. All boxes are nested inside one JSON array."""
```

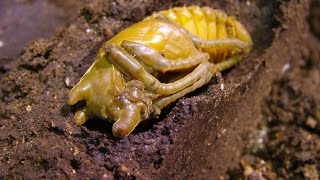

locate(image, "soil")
[[0, 0, 83, 76], [0, 0, 319, 179], [230, 1, 320, 179]]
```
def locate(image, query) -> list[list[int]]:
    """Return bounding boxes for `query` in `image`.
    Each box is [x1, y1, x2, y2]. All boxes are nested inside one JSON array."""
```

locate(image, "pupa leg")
[[152, 70, 213, 115], [152, 55, 244, 115], [120, 40, 209, 73], [104, 44, 211, 95], [212, 55, 243, 73], [155, 16, 249, 52], [184, 33, 249, 52]]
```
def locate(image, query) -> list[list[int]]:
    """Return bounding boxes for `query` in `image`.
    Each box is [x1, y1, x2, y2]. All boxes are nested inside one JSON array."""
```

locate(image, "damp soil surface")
[[0, 0, 319, 179]]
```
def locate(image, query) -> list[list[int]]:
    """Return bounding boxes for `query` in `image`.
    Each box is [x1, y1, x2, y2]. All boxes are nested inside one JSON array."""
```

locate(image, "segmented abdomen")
[[145, 6, 252, 47]]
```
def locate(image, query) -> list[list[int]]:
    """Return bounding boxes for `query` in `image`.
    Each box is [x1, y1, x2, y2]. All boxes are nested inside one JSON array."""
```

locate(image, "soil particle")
[[0, 0, 318, 179]]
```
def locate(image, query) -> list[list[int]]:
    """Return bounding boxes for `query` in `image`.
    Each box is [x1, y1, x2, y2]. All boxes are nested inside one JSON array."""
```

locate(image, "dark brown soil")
[[229, 1, 320, 179], [0, 0, 319, 179]]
